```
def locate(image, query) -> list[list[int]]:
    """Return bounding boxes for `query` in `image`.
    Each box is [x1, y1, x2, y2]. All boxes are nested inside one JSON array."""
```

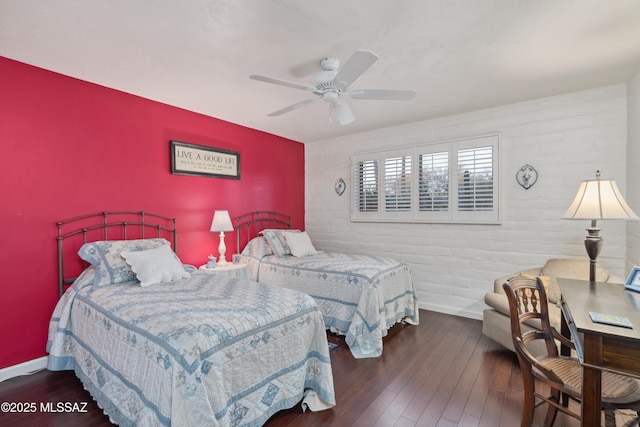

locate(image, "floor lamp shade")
[[210, 210, 234, 266], [562, 171, 638, 281]]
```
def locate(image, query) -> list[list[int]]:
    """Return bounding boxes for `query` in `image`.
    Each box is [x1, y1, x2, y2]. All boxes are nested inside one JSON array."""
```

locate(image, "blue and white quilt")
[[47, 268, 335, 427], [244, 252, 419, 358]]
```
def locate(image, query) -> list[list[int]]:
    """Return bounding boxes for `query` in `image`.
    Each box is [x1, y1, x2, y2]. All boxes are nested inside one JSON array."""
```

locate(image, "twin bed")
[[47, 212, 335, 427], [47, 210, 418, 426], [236, 211, 419, 359]]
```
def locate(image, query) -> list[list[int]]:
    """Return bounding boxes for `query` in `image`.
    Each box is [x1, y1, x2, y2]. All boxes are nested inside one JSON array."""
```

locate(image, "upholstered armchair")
[[482, 258, 621, 353]]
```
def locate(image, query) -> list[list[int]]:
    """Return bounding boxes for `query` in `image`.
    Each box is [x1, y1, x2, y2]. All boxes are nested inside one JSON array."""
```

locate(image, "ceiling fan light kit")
[[250, 49, 416, 125], [331, 100, 355, 125]]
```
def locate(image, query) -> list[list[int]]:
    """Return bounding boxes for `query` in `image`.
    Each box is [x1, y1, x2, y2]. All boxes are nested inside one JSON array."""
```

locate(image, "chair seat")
[[540, 356, 640, 405]]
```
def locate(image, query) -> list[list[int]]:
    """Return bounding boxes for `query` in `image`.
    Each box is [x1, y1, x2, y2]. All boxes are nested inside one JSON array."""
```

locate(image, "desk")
[[559, 278, 640, 427]]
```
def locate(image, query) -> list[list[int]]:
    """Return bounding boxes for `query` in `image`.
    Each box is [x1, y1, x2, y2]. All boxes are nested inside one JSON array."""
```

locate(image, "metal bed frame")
[[56, 211, 177, 297], [235, 211, 291, 253]]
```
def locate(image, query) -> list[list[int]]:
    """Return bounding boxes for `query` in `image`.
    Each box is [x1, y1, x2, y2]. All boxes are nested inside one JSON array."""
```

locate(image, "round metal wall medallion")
[[335, 178, 346, 196], [516, 164, 538, 190]]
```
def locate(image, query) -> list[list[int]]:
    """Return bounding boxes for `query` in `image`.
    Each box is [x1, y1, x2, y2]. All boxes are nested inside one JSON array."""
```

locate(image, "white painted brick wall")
[[627, 64, 640, 274], [305, 84, 630, 320]]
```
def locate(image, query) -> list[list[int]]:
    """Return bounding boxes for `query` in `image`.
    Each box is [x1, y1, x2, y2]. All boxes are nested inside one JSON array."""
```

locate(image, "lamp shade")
[[562, 172, 638, 220], [210, 210, 233, 232]]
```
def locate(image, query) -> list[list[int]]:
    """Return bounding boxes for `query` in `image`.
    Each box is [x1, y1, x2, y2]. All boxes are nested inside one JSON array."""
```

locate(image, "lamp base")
[[218, 231, 229, 266], [584, 224, 602, 283]]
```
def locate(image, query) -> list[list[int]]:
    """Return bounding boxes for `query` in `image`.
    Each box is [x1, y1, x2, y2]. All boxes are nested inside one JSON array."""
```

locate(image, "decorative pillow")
[[284, 231, 318, 257], [259, 229, 300, 256], [241, 236, 274, 260], [78, 238, 170, 286], [121, 245, 190, 287]]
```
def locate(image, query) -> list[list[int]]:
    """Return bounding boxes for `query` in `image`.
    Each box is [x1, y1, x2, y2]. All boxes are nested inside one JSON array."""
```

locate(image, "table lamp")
[[210, 210, 234, 266], [562, 170, 638, 282]]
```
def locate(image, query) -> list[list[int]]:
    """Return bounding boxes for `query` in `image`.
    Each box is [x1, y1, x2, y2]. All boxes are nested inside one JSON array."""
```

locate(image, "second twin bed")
[[237, 211, 420, 359]]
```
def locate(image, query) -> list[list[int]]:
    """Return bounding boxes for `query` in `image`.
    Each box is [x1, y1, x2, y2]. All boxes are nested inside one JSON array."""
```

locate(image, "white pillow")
[[260, 229, 300, 256], [121, 244, 190, 287], [284, 231, 318, 257]]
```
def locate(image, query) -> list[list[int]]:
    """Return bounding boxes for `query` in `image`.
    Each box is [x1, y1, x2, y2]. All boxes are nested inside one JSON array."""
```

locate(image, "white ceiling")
[[2, 0, 640, 143]]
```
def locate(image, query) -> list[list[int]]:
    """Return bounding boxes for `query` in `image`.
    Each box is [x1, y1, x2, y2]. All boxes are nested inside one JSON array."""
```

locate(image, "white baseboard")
[[0, 356, 48, 383], [419, 302, 483, 321]]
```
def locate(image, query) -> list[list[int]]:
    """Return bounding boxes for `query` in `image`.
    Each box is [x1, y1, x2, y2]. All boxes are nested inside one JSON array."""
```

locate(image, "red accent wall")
[[0, 57, 305, 369]]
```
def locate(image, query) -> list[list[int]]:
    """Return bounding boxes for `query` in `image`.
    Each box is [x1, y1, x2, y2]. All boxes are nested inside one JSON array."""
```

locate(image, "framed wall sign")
[[170, 140, 240, 179]]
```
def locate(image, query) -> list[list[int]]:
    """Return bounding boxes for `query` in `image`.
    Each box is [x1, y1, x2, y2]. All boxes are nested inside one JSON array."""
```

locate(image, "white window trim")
[[350, 134, 501, 224]]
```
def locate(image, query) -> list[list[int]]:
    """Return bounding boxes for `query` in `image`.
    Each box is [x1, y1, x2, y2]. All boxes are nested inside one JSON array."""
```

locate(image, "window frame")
[[350, 134, 501, 224]]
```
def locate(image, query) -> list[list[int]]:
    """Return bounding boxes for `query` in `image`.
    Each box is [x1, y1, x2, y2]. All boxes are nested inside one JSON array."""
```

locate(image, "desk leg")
[[559, 308, 571, 407], [560, 311, 571, 357], [582, 334, 603, 427]]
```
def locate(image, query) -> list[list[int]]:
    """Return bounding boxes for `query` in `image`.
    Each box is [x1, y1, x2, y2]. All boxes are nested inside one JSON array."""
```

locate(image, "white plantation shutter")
[[384, 155, 412, 212], [419, 151, 449, 212], [351, 134, 499, 223], [457, 146, 493, 212], [352, 156, 379, 219], [453, 135, 498, 222]]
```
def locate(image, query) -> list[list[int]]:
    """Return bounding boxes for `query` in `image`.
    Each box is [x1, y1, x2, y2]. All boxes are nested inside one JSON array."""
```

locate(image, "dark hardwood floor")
[[0, 310, 612, 426]]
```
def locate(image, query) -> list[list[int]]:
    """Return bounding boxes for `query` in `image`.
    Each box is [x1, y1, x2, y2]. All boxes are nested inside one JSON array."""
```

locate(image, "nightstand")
[[198, 263, 249, 280]]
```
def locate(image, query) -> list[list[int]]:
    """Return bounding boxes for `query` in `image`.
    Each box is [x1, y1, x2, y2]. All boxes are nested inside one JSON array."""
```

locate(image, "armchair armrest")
[[551, 326, 575, 350], [607, 273, 624, 284]]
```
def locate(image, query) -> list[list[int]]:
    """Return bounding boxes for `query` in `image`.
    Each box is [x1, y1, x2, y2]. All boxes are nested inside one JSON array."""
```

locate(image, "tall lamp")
[[562, 170, 638, 282], [210, 210, 234, 266]]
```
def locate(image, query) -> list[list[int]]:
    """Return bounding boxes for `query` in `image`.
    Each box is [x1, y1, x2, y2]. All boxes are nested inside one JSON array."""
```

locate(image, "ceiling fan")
[[249, 50, 417, 125]]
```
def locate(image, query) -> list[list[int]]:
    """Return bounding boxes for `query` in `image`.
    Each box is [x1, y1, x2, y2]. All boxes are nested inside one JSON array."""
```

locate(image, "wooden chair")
[[503, 276, 640, 427]]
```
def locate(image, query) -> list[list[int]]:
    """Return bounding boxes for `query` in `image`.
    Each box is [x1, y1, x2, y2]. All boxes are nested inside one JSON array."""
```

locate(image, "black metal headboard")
[[235, 211, 291, 253], [56, 211, 177, 296]]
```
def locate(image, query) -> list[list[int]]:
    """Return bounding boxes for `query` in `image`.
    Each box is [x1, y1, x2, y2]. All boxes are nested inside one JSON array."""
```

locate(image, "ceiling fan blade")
[[332, 50, 379, 90], [349, 89, 417, 101], [268, 98, 319, 117], [250, 74, 316, 92], [331, 100, 355, 125]]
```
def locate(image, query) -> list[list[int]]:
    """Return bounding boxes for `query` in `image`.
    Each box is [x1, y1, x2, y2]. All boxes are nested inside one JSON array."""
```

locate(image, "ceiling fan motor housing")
[[311, 70, 339, 93], [320, 57, 339, 71]]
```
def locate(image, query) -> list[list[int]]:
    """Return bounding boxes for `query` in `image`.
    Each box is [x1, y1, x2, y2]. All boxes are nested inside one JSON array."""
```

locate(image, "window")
[[419, 150, 449, 212], [384, 155, 411, 212], [351, 134, 500, 223], [457, 146, 493, 212], [354, 159, 378, 212]]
